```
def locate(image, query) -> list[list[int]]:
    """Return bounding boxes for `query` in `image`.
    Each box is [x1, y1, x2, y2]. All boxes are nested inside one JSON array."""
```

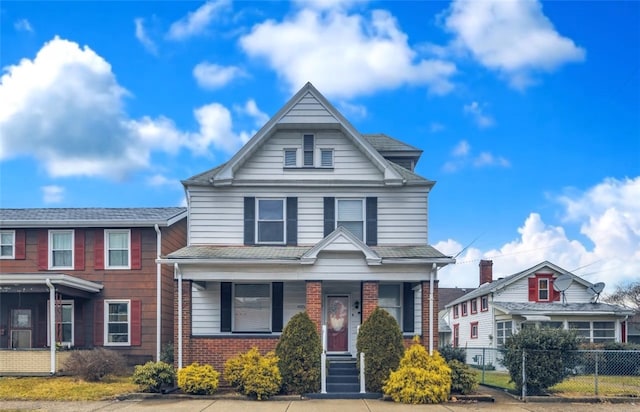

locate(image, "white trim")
[[0, 230, 15, 259], [47, 299, 75, 347], [48, 229, 74, 270], [301, 226, 381, 265], [105, 229, 131, 270], [256, 198, 286, 245], [335, 198, 365, 241], [104, 299, 131, 346], [0, 273, 103, 292]]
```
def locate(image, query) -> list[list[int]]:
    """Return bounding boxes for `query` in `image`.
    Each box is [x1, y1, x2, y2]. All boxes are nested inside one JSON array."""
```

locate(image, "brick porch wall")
[[421, 279, 439, 351], [362, 281, 379, 323], [306, 280, 322, 335]]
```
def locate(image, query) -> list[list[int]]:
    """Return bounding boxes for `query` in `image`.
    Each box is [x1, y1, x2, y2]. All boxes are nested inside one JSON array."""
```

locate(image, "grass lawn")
[[0, 376, 138, 401], [473, 370, 640, 397]]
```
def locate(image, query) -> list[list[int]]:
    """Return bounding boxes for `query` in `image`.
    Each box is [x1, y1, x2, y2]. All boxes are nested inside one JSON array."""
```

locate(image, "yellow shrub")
[[177, 362, 219, 395], [223, 347, 282, 400], [383, 339, 451, 404]]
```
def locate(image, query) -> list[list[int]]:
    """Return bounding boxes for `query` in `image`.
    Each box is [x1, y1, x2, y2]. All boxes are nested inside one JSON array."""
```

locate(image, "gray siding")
[[279, 92, 338, 124]]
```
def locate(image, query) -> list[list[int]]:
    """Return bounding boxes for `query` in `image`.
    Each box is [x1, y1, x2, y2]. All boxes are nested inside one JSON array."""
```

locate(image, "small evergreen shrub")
[[502, 327, 580, 395], [160, 342, 174, 364], [356, 307, 404, 392], [275, 311, 322, 394], [63, 348, 127, 381], [448, 360, 478, 394], [132, 361, 175, 393], [439, 344, 466, 363], [224, 347, 282, 400], [177, 362, 219, 395], [383, 338, 451, 404]]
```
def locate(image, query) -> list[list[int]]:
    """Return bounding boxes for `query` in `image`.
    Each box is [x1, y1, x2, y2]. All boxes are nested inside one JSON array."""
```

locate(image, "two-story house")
[[443, 260, 633, 365], [160, 83, 454, 376], [0, 208, 187, 375]]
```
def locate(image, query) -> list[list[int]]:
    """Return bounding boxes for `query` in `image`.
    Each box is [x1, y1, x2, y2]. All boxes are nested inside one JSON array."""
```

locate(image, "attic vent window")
[[303, 134, 314, 166], [320, 148, 333, 167], [283, 149, 297, 168]]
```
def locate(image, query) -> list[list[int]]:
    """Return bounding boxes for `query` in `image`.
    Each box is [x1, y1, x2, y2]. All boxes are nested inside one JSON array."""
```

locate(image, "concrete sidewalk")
[[1, 398, 639, 412]]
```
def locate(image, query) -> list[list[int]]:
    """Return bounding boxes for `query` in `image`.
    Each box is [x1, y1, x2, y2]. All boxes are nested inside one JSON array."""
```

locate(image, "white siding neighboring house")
[[443, 260, 634, 358], [159, 83, 455, 383]]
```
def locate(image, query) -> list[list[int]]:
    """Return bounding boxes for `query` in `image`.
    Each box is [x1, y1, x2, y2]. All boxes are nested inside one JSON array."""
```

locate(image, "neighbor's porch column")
[[362, 281, 379, 323], [306, 280, 322, 335], [422, 279, 439, 350]]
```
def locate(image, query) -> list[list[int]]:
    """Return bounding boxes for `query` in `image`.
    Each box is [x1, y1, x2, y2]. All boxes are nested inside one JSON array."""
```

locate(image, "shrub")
[[160, 342, 174, 364], [224, 347, 282, 400], [439, 344, 466, 363], [132, 361, 175, 393], [177, 362, 219, 395], [275, 311, 322, 394], [449, 360, 478, 394], [502, 327, 580, 395], [356, 307, 404, 392], [383, 338, 451, 404], [63, 348, 126, 382]]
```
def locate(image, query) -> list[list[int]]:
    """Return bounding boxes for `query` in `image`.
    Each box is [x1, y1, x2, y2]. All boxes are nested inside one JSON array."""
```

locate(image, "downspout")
[[176, 263, 183, 369], [429, 263, 436, 355], [45, 278, 56, 375], [154, 224, 161, 362]]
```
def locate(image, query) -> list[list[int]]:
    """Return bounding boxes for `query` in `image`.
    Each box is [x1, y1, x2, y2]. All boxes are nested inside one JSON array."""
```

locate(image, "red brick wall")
[[362, 281, 378, 323], [306, 281, 322, 335], [421, 279, 439, 351]]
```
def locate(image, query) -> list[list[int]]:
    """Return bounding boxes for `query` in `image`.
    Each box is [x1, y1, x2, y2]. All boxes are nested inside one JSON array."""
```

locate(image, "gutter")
[[45, 278, 56, 375]]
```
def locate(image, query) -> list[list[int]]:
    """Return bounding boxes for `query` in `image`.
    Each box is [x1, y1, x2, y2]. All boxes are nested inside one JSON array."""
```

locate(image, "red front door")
[[327, 296, 349, 352]]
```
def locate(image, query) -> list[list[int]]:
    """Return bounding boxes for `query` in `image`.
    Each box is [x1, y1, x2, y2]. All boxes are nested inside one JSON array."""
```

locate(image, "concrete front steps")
[[305, 358, 381, 400]]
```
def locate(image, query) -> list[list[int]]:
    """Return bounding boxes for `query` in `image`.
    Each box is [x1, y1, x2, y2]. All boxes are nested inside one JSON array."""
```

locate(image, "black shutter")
[[221, 282, 232, 332], [403, 282, 414, 333], [286, 197, 298, 246], [366, 197, 377, 246], [244, 197, 255, 245], [324, 197, 335, 237], [272, 282, 284, 332]]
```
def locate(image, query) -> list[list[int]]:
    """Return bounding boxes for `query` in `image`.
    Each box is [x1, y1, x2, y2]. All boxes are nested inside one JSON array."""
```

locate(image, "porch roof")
[[162, 244, 451, 263], [0, 273, 103, 293], [493, 301, 635, 317]]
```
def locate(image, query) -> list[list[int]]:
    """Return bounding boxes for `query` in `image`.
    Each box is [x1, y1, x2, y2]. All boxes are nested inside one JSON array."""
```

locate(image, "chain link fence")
[[459, 347, 640, 398]]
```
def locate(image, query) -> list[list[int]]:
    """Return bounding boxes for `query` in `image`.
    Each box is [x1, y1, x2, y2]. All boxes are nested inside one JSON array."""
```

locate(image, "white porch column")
[[45, 278, 56, 374]]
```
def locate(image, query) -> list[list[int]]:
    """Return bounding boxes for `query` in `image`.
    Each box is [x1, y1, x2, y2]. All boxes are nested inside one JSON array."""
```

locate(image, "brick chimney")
[[479, 260, 493, 286]]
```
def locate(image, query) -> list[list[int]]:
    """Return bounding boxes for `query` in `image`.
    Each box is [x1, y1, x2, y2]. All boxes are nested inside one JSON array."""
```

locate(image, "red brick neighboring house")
[[160, 83, 454, 380], [0, 207, 186, 375]]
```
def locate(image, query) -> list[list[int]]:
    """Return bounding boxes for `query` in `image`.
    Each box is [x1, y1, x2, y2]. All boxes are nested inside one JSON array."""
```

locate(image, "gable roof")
[[301, 226, 381, 265], [363, 133, 423, 158], [205, 82, 405, 186], [445, 261, 594, 308], [0, 207, 187, 228]]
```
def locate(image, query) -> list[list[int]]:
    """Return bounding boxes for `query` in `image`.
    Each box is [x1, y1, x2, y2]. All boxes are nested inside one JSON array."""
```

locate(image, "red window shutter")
[[94, 300, 104, 346], [94, 229, 104, 270], [37, 230, 48, 270], [131, 229, 142, 270], [15, 229, 26, 260], [75, 304, 85, 347], [622, 321, 627, 343], [131, 300, 142, 346], [528, 278, 537, 302], [74, 229, 85, 270]]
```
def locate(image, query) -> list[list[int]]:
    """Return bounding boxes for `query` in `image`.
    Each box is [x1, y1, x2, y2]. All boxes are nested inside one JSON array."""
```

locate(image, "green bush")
[[224, 347, 282, 400], [439, 344, 466, 363], [63, 348, 127, 382], [502, 327, 580, 395], [383, 338, 451, 404], [132, 361, 175, 393], [160, 342, 174, 364], [177, 362, 219, 395], [275, 311, 322, 394], [448, 360, 478, 394], [356, 307, 404, 392]]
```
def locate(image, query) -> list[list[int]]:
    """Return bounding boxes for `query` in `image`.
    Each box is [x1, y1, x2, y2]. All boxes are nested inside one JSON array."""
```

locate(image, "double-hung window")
[[481, 295, 489, 311], [234, 284, 271, 332], [106, 230, 130, 269], [453, 304, 459, 318], [105, 300, 130, 345], [336, 199, 364, 240], [257, 199, 285, 244], [49, 230, 73, 269], [471, 299, 478, 314], [378, 284, 401, 327], [496, 321, 512, 347], [461, 301, 468, 316], [470, 322, 479, 339], [303, 134, 315, 166], [538, 278, 549, 301], [0, 230, 15, 259]]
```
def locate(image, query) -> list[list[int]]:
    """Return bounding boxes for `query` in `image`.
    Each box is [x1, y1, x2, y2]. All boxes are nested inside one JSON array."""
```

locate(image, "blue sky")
[[1, 0, 638, 291]]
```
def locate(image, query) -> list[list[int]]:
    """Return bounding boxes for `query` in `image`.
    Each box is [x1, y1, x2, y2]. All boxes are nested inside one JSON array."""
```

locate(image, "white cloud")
[[240, 8, 456, 99], [463, 101, 494, 128], [337, 101, 367, 120], [134, 18, 157, 55], [193, 62, 244, 89], [233, 99, 269, 128], [14, 19, 33, 33], [0, 36, 255, 179], [429, 122, 445, 133], [292, 0, 367, 11], [42, 185, 64, 203], [146, 174, 181, 188], [435, 177, 640, 292], [444, 0, 586, 89], [443, 140, 509, 172], [167, 0, 230, 40]]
